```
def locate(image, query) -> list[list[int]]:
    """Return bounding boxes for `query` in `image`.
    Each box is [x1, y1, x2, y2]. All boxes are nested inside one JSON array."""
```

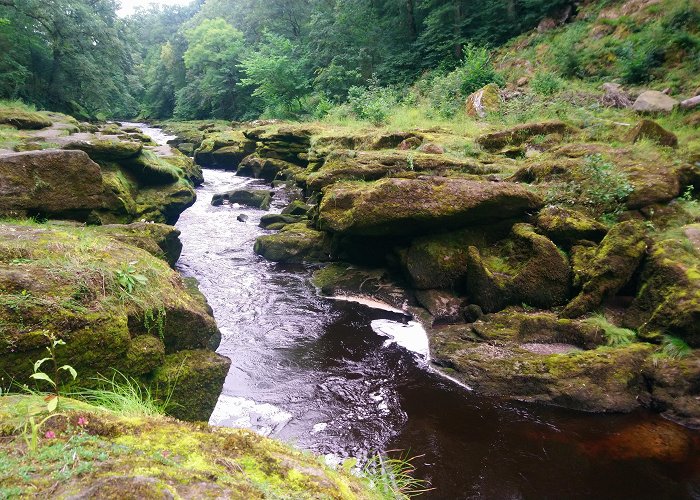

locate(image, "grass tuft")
[[584, 314, 637, 347], [71, 371, 169, 417], [362, 451, 432, 498]]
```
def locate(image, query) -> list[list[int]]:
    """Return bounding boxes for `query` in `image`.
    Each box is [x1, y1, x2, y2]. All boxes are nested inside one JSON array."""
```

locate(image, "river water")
[[137, 124, 700, 499]]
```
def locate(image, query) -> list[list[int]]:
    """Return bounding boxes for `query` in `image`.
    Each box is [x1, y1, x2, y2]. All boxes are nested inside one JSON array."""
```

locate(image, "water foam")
[[209, 394, 293, 437]]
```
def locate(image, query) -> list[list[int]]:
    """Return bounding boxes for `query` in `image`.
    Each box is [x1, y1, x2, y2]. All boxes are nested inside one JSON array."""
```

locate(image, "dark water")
[[166, 155, 700, 498]]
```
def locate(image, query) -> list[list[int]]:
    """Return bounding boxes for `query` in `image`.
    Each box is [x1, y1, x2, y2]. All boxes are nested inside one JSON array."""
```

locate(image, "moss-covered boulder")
[[211, 189, 272, 210], [237, 154, 299, 181], [465, 224, 571, 312], [306, 150, 506, 192], [415, 289, 464, 323], [0, 108, 52, 129], [259, 213, 307, 229], [562, 221, 647, 318], [0, 150, 107, 221], [94, 222, 183, 267], [63, 138, 143, 161], [282, 200, 312, 216], [194, 132, 256, 170], [466, 83, 501, 118], [318, 177, 543, 236], [642, 353, 700, 428], [536, 205, 608, 245], [0, 395, 378, 499], [0, 222, 224, 420], [254, 223, 332, 263], [429, 313, 653, 412], [625, 119, 678, 147], [625, 225, 700, 346], [477, 121, 575, 152]]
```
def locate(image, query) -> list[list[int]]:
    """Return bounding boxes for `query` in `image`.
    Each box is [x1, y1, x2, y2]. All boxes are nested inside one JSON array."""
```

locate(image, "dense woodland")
[[0, 0, 572, 120]]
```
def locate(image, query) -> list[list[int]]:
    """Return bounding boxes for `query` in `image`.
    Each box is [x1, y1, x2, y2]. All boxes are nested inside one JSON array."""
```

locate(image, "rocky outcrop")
[[94, 222, 183, 267], [536, 206, 608, 245], [0, 222, 227, 421], [0, 150, 107, 221], [477, 121, 575, 152], [632, 91, 679, 113], [318, 177, 543, 236], [254, 223, 332, 263], [194, 132, 256, 169], [211, 189, 272, 209], [562, 221, 647, 318], [0, 108, 52, 129], [466, 83, 501, 118]]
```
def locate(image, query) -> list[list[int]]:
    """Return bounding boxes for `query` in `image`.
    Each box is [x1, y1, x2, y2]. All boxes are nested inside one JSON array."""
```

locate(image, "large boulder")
[[562, 221, 647, 318], [318, 177, 543, 236], [0, 108, 52, 129], [632, 91, 679, 113], [254, 223, 332, 263], [194, 133, 256, 170], [236, 154, 299, 181], [536, 206, 608, 245], [465, 224, 571, 312], [625, 119, 678, 147], [63, 139, 143, 161], [466, 83, 501, 118], [0, 222, 224, 421], [0, 150, 106, 221], [95, 222, 183, 267], [625, 225, 700, 346], [211, 189, 271, 210]]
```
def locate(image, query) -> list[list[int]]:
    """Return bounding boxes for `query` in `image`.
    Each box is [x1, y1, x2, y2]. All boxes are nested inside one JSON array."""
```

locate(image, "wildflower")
[[77, 417, 89, 426], [44, 431, 56, 439]]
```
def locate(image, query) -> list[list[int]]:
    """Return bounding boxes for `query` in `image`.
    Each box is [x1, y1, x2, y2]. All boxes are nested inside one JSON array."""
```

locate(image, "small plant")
[[30, 332, 77, 412], [362, 451, 431, 498], [347, 75, 398, 125], [659, 335, 692, 359], [680, 185, 695, 202], [531, 71, 564, 96], [72, 371, 170, 417], [584, 314, 636, 347], [114, 261, 148, 296], [144, 306, 167, 340]]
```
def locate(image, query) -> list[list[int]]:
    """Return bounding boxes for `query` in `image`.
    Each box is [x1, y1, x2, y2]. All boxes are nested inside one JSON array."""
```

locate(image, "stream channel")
[[137, 124, 700, 499]]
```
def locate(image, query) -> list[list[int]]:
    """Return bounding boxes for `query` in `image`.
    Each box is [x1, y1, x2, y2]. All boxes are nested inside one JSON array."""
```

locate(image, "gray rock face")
[[632, 91, 679, 113]]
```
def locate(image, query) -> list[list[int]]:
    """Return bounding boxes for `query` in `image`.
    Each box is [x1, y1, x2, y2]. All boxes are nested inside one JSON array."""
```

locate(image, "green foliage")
[[239, 32, 311, 117], [362, 452, 431, 498], [546, 154, 634, 220], [551, 24, 586, 78], [29, 332, 77, 411], [115, 261, 148, 297], [531, 72, 564, 96], [72, 371, 169, 417], [584, 315, 637, 347], [347, 76, 399, 125], [659, 335, 692, 359]]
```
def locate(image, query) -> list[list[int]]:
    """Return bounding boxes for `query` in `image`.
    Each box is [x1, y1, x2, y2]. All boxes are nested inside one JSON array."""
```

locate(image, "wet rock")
[[237, 214, 249, 223], [625, 119, 678, 147], [466, 224, 571, 312], [562, 221, 647, 318], [466, 83, 501, 118], [0, 150, 106, 221], [536, 206, 608, 245], [625, 225, 700, 346], [211, 189, 272, 210], [477, 121, 575, 152], [259, 213, 306, 229], [632, 90, 679, 113], [318, 177, 543, 236], [415, 289, 464, 323], [642, 352, 700, 428], [151, 349, 231, 422], [281, 200, 312, 216], [312, 263, 413, 311], [254, 223, 332, 263]]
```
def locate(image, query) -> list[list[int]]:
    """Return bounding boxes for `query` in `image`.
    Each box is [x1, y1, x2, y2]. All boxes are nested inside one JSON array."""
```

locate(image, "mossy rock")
[[63, 139, 143, 161], [259, 213, 306, 229], [477, 121, 575, 152], [0, 108, 52, 129], [237, 154, 299, 181], [415, 289, 464, 324], [94, 222, 183, 267], [0, 395, 377, 498], [318, 177, 543, 236], [562, 220, 647, 318], [625, 225, 700, 346], [282, 200, 312, 216], [625, 119, 678, 148], [536, 205, 607, 245], [194, 132, 257, 170], [466, 83, 501, 118], [212, 189, 272, 210], [254, 223, 332, 263], [465, 224, 571, 312], [151, 349, 231, 421]]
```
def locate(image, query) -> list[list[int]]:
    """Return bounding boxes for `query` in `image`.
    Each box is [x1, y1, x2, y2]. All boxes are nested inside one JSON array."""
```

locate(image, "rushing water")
[[135, 124, 700, 499]]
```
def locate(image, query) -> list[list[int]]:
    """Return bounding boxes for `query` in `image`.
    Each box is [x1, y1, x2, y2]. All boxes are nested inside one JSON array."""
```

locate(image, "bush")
[[531, 71, 564, 96], [347, 75, 399, 125], [551, 24, 586, 78], [617, 42, 664, 84]]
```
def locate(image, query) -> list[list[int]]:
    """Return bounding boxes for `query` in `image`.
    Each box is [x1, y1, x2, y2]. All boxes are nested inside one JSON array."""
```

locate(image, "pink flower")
[[44, 431, 56, 439], [77, 417, 88, 427]]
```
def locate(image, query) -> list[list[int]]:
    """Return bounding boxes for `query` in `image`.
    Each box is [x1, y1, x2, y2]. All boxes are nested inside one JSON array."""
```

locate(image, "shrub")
[[347, 75, 399, 125], [531, 71, 564, 96], [551, 24, 586, 78], [617, 42, 664, 84]]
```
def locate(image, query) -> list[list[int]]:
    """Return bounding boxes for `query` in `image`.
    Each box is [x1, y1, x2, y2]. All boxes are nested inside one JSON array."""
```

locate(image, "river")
[[136, 123, 700, 499]]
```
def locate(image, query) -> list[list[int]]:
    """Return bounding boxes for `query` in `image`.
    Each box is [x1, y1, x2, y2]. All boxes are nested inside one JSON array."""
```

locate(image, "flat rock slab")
[[318, 176, 542, 236]]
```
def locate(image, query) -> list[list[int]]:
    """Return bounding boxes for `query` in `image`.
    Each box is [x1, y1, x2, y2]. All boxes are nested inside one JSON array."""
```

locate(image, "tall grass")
[[362, 451, 432, 498], [71, 371, 169, 417]]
